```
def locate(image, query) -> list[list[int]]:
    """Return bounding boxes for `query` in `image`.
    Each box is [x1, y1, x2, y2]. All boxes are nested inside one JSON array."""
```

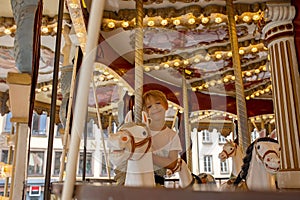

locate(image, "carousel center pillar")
[[262, 2, 300, 189], [6, 72, 31, 199]]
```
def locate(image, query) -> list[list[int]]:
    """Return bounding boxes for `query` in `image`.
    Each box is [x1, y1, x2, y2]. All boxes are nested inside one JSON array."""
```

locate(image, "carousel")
[[0, 0, 299, 199]]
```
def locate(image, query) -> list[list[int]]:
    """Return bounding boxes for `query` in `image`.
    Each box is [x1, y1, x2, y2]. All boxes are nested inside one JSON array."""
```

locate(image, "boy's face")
[[144, 96, 166, 121]]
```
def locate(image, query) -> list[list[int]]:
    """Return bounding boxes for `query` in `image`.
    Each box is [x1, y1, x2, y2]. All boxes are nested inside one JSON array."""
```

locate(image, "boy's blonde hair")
[[142, 90, 168, 110]]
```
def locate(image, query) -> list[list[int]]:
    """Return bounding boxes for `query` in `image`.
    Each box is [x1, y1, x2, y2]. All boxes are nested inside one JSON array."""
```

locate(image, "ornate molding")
[[265, 3, 295, 22], [262, 3, 295, 40]]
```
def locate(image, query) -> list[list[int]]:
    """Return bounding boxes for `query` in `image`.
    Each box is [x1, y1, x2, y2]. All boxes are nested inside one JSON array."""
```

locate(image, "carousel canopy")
[[0, 0, 299, 121]]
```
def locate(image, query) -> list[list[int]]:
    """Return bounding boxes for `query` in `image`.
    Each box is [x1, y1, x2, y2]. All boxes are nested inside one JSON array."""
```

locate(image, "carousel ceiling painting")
[[1, 0, 299, 122]]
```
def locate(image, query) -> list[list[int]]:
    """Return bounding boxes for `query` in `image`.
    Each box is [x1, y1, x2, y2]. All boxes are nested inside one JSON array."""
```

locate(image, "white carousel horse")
[[220, 137, 280, 191], [109, 111, 205, 188], [108, 111, 155, 187], [167, 158, 200, 188], [167, 158, 216, 189], [218, 139, 244, 177]]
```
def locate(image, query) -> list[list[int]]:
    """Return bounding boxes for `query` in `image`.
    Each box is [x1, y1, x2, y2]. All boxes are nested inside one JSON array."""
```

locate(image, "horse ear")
[[141, 111, 149, 127], [258, 129, 266, 138], [269, 129, 277, 139], [124, 111, 133, 123]]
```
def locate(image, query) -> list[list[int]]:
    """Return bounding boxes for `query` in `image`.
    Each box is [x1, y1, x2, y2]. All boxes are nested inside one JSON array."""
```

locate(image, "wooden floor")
[[51, 182, 300, 200]]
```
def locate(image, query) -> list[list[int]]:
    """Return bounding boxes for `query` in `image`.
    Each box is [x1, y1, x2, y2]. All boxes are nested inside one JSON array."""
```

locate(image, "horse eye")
[[142, 131, 147, 136], [257, 145, 260, 150], [279, 147, 281, 151]]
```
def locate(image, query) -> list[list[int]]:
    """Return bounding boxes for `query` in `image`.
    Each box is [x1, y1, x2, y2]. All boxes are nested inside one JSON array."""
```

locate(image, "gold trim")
[[6, 72, 31, 85], [10, 117, 28, 123]]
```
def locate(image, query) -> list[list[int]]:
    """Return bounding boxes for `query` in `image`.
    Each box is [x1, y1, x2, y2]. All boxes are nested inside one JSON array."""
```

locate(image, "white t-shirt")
[[151, 127, 182, 158]]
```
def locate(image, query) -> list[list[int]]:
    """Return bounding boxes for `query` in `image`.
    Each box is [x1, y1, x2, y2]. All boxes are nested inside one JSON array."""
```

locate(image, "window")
[[87, 119, 94, 138], [77, 152, 93, 176], [112, 122, 117, 133], [1, 150, 8, 163], [220, 160, 229, 173], [100, 152, 114, 177], [3, 112, 15, 133], [53, 152, 65, 176], [32, 112, 47, 136], [202, 130, 211, 143], [204, 155, 213, 173], [0, 150, 14, 164], [102, 129, 108, 138], [251, 129, 259, 142], [218, 134, 226, 144], [28, 151, 44, 176], [56, 123, 64, 137]]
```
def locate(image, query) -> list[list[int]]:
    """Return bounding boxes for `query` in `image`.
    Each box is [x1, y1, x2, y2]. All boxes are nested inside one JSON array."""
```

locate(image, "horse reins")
[[119, 128, 152, 161], [255, 141, 279, 162], [222, 143, 237, 158], [169, 158, 182, 174]]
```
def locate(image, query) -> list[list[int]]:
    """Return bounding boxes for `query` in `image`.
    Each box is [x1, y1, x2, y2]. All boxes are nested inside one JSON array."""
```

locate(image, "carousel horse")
[[218, 139, 244, 177], [167, 158, 201, 188], [108, 111, 205, 188], [108, 111, 155, 187], [167, 158, 216, 189], [220, 137, 280, 191]]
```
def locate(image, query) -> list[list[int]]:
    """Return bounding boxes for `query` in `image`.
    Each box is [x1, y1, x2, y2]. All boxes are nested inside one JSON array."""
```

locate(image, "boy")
[[142, 90, 182, 185]]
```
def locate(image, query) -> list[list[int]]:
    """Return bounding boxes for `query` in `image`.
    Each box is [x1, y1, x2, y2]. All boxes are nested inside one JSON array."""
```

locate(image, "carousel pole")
[[44, 0, 64, 198], [182, 75, 192, 169], [171, 109, 179, 130], [91, 76, 111, 179], [134, 0, 144, 123], [59, 47, 79, 181], [61, 0, 105, 199], [226, 0, 250, 153], [112, 0, 144, 185]]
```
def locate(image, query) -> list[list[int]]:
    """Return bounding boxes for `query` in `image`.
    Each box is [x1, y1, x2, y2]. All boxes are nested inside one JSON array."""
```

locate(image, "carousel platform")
[[51, 181, 300, 200]]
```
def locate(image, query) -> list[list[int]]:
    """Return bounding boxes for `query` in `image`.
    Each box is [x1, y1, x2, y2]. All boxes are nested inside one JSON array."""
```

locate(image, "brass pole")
[[91, 76, 111, 180], [171, 109, 179, 130], [226, 0, 250, 153], [4, 126, 14, 197], [134, 0, 144, 123], [182, 75, 192, 170], [59, 46, 79, 181]]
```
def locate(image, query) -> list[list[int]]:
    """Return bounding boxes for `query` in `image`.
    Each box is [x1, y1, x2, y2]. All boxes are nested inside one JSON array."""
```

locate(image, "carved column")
[[263, 2, 300, 189], [11, 0, 39, 73], [9, 0, 39, 198]]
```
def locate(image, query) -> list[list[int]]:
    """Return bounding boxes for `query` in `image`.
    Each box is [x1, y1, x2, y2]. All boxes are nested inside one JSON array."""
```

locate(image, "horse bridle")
[[221, 143, 237, 158], [255, 141, 279, 163], [119, 128, 152, 161]]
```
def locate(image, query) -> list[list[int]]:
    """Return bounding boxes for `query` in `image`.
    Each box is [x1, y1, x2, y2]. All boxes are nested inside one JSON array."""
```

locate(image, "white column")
[[263, 2, 300, 189], [6, 72, 32, 199], [11, 123, 30, 200]]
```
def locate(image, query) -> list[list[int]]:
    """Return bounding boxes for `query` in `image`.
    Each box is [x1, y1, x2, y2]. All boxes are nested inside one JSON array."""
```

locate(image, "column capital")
[[262, 2, 295, 40], [265, 2, 295, 22]]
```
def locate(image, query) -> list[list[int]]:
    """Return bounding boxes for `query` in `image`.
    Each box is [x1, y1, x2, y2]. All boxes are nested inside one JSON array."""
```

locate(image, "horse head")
[[232, 137, 281, 191], [108, 111, 151, 166], [254, 137, 281, 174], [218, 139, 237, 161]]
